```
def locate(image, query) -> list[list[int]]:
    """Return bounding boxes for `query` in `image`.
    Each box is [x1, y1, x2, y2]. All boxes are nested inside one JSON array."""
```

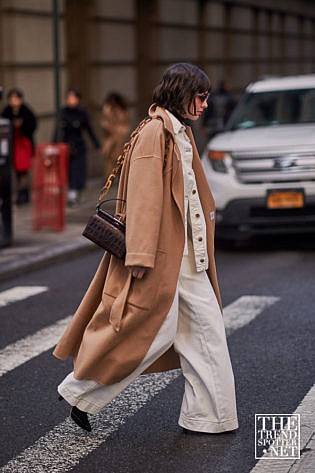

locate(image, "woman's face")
[[66, 92, 80, 108], [8, 94, 23, 109], [183, 92, 209, 121]]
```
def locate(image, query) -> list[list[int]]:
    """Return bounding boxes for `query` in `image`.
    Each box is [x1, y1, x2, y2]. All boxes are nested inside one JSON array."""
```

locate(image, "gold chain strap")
[[98, 116, 153, 202]]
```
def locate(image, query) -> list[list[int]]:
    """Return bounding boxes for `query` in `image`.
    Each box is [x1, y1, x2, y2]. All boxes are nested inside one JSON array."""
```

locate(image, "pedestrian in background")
[[58, 88, 100, 206], [53, 63, 238, 436], [100, 92, 131, 177], [202, 80, 237, 139], [1, 88, 37, 205]]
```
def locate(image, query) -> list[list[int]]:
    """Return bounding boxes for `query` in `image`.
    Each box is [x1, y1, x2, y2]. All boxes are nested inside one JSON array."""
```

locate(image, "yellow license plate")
[[267, 190, 304, 209]]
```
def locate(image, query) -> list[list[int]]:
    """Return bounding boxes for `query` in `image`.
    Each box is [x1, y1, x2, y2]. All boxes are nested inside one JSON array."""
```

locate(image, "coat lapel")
[[149, 104, 185, 227]]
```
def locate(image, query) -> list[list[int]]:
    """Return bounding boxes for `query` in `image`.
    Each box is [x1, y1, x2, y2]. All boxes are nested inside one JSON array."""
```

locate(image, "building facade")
[[0, 0, 314, 172]]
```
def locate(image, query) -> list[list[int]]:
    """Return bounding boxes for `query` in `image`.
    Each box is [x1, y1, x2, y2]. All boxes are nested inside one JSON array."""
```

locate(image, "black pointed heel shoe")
[[58, 395, 64, 401], [70, 406, 91, 432]]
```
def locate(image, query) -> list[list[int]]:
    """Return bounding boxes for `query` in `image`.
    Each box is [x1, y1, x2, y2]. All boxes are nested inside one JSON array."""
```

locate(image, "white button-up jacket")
[[166, 110, 209, 272]]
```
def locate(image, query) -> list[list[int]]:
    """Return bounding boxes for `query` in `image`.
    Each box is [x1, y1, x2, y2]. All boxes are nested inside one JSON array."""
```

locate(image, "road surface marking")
[[0, 370, 180, 473], [223, 295, 280, 335], [250, 383, 315, 473], [0, 295, 280, 472], [0, 316, 72, 377], [0, 295, 279, 378], [0, 286, 48, 308]]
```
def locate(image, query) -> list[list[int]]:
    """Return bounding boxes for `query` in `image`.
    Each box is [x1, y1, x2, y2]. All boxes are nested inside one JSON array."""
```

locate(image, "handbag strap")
[[97, 198, 126, 211], [97, 198, 127, 223]]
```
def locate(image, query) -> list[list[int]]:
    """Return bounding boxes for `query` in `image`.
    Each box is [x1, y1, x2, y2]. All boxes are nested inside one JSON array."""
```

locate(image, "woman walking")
[[53, 63, 238, 434], [1, 88, 37, 205]]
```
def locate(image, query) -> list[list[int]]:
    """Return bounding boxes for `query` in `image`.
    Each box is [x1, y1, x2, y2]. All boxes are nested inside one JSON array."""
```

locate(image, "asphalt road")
[[0, 236, 314, 473]]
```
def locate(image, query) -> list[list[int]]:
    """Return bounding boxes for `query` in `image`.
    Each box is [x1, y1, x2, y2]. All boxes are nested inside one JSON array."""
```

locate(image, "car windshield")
[[228, 88, 315, 130]]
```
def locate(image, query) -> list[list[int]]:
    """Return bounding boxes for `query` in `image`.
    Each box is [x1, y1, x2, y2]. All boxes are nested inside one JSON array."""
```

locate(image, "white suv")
[[201, 74, 315, 241]]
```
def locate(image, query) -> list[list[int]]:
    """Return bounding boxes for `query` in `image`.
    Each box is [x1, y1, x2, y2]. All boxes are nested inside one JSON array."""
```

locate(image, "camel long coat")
[[53, 105, 222, 386]]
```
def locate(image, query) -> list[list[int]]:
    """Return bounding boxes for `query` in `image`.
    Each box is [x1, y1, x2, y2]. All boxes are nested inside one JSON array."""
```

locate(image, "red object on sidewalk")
[[13, 129, 33, 172], [32, 143, 69, 231]]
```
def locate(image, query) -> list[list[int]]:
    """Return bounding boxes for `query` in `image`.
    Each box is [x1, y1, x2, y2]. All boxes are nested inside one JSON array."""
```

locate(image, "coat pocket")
[[103, 250, 167, 312], [127, 249, 167, 310]]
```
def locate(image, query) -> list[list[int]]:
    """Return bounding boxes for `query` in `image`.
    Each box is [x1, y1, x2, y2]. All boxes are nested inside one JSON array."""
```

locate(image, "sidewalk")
[[0, 178, 117, 282]]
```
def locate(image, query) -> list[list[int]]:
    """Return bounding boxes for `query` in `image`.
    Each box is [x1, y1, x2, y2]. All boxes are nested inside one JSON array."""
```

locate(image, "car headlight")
[[207, 150, 231, 173]]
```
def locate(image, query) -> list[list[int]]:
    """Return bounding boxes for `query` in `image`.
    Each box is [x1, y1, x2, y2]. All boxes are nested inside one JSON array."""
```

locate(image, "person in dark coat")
[[1, 88, 37, 204], [58, 88, 100, 206]]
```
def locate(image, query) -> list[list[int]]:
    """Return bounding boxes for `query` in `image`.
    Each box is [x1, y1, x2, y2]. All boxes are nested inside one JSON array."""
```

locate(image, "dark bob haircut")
[[152, 63, 210, 115], [7, 88, 24, 99]]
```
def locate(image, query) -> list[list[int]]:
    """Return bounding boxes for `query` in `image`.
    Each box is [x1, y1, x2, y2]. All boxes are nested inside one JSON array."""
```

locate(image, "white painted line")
[[0, 286, 48, 308], [0, 316, 72, 376], [0, 370, 180, 473], [0, 295, 281, 472], [250, 383, 315, 473], [223, 295, 280, 336], [0, 295, 280, 379]]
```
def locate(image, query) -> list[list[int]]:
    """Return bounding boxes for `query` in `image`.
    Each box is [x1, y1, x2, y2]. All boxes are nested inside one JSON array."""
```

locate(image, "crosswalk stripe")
[[0, 316, 72, 377], [0, 286, 48, 308], [0, 295, 280, 472], [223, 295, 280, 336], [0, 295, 280, 378], [0, 370, 180, 473]]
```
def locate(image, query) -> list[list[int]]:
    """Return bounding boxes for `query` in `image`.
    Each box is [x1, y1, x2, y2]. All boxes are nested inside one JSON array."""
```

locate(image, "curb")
[[0, 239, 99, 283]]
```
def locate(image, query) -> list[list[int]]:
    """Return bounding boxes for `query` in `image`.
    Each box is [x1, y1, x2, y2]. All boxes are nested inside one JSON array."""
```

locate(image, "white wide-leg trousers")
[[58, 244, 238, 433]]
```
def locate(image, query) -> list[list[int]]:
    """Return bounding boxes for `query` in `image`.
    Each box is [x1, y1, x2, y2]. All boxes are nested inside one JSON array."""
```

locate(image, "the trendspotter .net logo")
[[255, 414, 300, 460]]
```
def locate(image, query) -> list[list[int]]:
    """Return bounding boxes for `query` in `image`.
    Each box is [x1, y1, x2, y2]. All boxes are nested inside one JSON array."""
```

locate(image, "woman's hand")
[[127, 266, 147, 279]]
